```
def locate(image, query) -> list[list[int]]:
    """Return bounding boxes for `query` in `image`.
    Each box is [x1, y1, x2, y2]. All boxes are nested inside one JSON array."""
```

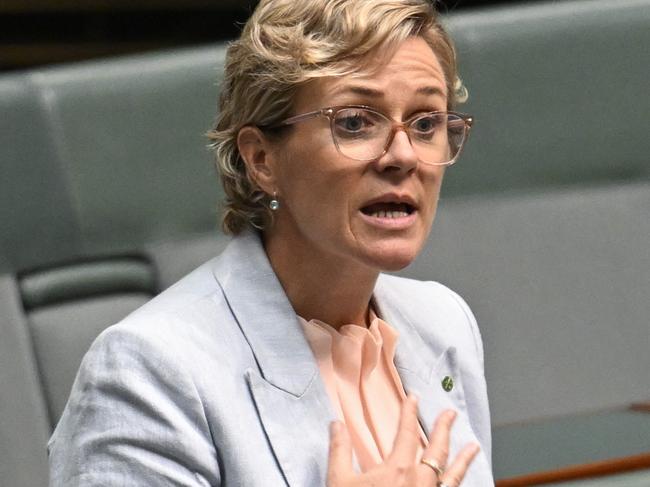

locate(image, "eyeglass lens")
[[331, 108, 467, 165]]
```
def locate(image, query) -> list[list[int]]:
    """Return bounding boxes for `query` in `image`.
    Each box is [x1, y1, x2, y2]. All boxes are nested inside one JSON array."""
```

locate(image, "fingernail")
[[470, 443, 481, 455], [407, 393, 418, 404], [447, 409, 457, 421]]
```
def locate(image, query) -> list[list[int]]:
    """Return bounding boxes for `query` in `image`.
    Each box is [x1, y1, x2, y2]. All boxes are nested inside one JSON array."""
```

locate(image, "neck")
[[263, 232, 378, 330]]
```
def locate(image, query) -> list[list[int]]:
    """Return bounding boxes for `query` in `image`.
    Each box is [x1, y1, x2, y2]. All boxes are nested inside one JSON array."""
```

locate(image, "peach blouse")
[[299, 310, 426, 472]]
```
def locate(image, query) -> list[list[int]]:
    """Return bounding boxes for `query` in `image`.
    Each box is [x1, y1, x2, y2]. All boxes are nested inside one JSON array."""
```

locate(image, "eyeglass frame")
[[265, 105, 474, 166]]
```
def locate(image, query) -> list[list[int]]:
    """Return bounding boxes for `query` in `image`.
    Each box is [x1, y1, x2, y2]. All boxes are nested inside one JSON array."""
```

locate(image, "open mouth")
[[360, 202, 416, 219]]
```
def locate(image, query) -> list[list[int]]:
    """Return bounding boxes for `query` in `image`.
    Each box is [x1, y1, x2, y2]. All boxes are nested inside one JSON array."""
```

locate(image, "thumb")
[[327, 421, 354, 485]]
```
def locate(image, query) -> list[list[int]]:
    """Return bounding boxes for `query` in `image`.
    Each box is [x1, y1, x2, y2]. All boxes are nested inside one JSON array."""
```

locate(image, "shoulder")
[[83, 255, 249, 388], [378, 274, 474, 319], [50, 296, 224, 485], [67, 257, 233, 397], [129, 255, 223, 318], [376, 274, 484, 365], [50, 257, 241, 483]]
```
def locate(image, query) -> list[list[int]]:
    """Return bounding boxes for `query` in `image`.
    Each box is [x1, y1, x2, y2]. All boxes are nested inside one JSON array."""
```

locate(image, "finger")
[[327, 421, 354, 485], [388, 394, 421, 466], [425, 409, 456, 466], [439, 443, 480, 487], [418, 409, 456, 483]]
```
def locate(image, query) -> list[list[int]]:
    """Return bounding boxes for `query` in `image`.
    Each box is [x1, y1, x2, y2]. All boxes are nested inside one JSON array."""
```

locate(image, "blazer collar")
[[373, 277, 441, 382], [211, 229, 318, 396], [211, 231, 458, 412], [373, 277, 460, 430], [212, 231, 335, 486]]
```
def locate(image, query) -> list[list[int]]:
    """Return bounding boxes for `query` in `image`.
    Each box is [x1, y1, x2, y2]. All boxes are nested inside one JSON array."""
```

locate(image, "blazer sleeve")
[[48, 324, 221, 486]]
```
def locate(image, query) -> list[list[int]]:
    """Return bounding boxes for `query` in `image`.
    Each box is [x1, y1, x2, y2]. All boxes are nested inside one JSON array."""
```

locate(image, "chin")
[[361, 241, 421, 272], [378, 255, 417, 272]]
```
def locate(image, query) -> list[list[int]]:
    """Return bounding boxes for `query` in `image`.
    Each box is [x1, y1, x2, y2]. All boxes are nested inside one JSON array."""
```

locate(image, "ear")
[[237, 126, 278, 195]]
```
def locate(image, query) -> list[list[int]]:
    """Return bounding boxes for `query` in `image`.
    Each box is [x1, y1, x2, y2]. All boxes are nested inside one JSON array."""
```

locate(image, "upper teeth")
[[371, 210, 409, 218]]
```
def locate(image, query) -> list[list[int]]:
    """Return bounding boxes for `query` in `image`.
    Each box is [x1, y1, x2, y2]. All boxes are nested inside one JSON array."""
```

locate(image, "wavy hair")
[[207, 0, 467, 235]]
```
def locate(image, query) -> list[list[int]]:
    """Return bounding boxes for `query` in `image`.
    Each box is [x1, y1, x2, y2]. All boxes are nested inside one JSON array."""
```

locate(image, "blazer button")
[[442, 376, 454, 392]]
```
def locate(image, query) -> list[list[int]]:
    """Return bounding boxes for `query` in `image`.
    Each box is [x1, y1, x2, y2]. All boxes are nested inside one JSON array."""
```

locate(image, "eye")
[[333, 109, 383, 139], [410, 113, 444, 140], [415, 118, 433, 132], [341, 115, 364, 131], [413, 115, 437, 132], [336, 111, 372, 131]]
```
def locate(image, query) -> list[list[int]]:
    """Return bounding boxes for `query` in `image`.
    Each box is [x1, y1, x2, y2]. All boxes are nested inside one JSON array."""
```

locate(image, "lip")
[[360, 193, 419, 211], [358, 210, 418, 230], [358, 192, 419, 230]]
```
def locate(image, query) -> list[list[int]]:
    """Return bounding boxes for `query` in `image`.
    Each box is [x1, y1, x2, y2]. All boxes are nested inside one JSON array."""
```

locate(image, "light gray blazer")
[[49, 231, 494, 486]]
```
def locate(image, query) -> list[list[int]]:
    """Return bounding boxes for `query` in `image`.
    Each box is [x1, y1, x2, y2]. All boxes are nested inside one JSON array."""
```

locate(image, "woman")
[[49, 0, 492, 486]]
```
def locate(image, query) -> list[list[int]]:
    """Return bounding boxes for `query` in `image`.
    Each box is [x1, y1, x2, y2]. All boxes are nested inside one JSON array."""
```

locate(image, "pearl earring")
[[269, 192, 280, 211]]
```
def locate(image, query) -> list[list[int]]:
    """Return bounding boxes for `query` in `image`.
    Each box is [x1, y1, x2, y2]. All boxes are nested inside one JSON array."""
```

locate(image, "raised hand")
[[327, 395, 480, 487]]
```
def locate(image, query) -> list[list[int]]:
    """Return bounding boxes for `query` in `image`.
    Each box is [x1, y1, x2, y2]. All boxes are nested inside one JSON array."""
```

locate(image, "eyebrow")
[[333, 84, 445, 98], [416, 86, 445, 97], [335, 86, 384, 97]]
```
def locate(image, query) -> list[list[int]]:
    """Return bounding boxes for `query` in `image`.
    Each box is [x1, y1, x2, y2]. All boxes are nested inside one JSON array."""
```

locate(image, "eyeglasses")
[[270, 105, 473, 166]]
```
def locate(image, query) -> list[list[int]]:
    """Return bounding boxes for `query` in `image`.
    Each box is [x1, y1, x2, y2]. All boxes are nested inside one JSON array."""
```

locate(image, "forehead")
[[296, 37, 447, 108]]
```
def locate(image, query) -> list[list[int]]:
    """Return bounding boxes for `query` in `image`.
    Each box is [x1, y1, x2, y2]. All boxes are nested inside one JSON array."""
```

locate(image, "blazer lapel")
[[212, 231, 336, 487], [373, 277, 493, 485], [373, 278, 458, 432]]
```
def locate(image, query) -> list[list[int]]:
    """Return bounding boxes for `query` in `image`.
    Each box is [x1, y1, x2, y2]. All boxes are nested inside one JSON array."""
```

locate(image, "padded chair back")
[[405, 0, 650, 425], [443, 0, 650, 196], [0, 47, 229, 486]]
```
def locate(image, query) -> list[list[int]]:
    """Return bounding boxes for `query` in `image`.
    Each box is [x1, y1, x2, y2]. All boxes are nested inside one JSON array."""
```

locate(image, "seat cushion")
[[0, 275, 50, 487], [29, 294, 153, 425]]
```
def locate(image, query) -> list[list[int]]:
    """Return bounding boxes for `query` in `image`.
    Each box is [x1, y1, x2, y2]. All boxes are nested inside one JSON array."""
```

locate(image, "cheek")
[[276, 141, 356, 228], [420, 169, 445, 221], [289, 169, 356, 225]]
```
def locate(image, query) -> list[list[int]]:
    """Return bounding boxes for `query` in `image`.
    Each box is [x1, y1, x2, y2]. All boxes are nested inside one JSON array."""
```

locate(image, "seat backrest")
[[1, 73, 66, 486], [442, 0, 650, 196], [0, 48, 230, 486], [402, 0, 650, 425]]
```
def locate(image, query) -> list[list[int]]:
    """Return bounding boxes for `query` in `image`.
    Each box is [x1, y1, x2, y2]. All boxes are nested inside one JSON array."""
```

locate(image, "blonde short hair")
[[208, 0, 467, 235]]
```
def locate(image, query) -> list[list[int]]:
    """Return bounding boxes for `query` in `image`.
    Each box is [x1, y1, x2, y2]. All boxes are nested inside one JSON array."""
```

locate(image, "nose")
[[374, 129, 419, 174]]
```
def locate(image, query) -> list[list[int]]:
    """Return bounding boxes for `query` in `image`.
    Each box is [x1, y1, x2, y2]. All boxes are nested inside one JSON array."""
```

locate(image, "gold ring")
[[420, 457, 444, 476]]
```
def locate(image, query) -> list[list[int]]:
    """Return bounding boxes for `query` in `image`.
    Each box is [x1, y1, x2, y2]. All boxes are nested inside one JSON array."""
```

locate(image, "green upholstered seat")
[[443, 0, 650, 197], [0, 48, 230, 486]]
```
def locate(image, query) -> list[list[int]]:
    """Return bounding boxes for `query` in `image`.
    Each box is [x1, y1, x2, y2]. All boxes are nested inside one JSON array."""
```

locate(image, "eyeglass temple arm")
[[276, 109, 330, 127]]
